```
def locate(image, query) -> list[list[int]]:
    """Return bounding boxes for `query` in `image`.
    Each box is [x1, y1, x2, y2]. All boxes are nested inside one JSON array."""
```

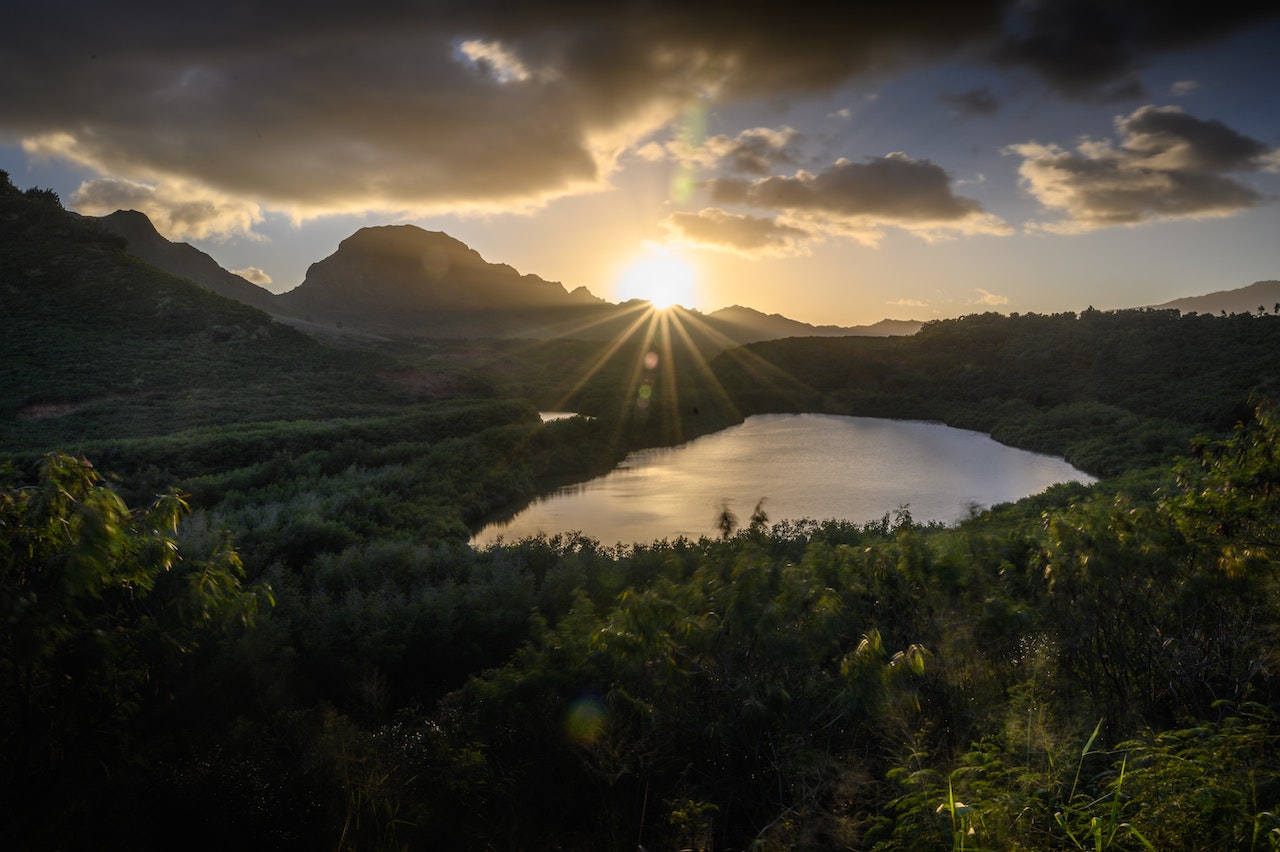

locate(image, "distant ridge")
[[1147, 280, 1280, 317], [703, 304, 921, 340], [95, 209, 916, 344], [95, 210, 281, 314]]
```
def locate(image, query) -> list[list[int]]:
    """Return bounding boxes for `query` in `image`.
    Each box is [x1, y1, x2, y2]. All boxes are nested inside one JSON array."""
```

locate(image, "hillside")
[[94, 209, 282, 314], [1148, 279, 1280, 316], [705, 308, 1280, 475], [7, 172, 1280, 851], [0, 176, 473, 450]]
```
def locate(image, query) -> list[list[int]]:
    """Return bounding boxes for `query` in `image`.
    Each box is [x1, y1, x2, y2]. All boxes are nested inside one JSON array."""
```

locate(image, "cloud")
[[703, 127, 802, 174], [889, 297, 930, 308], [661, 208, 811, 257], [706, 154, 1012, 244], [67, 174, 264, 240], [973, 288, 1009, 306], [2, 2, 1273, 229], [1007, 105, 1276, 231], [457, 39, 538, 84], [662, 126, 802, 174], [992, 1, 1277, 100], [940, 86, 1002, 117], [232, 266, 273, 286], [1170, 79, 1201, 97]]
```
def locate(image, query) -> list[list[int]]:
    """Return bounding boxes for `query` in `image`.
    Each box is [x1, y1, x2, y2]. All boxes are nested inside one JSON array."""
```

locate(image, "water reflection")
[[475, 413, 1095, 547]]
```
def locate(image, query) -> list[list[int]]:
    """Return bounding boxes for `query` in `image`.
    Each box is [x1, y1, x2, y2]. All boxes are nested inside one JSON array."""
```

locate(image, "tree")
[[1164, 401, 1280, 578], [0, 453, 271, 840], [716, 501, 738, 539]]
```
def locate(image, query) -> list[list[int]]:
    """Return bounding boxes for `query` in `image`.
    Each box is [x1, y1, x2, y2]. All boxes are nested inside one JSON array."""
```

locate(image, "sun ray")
[[548, 303, 660, 411], [662, 309, 742, 422]]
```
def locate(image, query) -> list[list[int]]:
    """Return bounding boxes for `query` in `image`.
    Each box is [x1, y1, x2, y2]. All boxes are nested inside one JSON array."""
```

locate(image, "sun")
[[614, 249, 699, 310]]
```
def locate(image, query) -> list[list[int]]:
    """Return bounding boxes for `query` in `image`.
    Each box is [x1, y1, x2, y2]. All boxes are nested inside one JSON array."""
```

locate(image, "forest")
[[4, 173, 1280, 850]]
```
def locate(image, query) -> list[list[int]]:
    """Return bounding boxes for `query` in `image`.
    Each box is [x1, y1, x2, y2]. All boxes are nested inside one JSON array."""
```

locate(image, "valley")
[[4, 173, 1280, 850]]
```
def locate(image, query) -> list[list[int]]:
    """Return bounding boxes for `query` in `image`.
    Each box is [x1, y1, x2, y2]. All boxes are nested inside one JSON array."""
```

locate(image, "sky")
[[3, 1, 1279, 327]]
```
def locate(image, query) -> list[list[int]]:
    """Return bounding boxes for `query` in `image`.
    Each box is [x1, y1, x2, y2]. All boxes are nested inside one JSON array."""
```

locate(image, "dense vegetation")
[[708, 309, 1280, 477], [4, 172, 1280, 849]]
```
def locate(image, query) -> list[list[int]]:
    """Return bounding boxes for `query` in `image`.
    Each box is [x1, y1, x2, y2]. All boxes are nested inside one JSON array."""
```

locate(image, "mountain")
[[276, 225, 601, 335], [94, 209, 281, 314], [1147, 280, 1280, 317], [97, 210, 915, 344], [702, 305, 921, 341], [0, 175, 428, 450]]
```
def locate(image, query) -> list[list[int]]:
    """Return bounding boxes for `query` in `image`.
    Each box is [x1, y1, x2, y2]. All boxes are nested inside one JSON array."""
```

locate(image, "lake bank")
[[475, 413, 1096, 547]]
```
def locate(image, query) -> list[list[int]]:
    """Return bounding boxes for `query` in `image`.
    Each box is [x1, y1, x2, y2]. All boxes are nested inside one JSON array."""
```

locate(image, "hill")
[[705, 308, 1280, 476], [100, 211, 908, 344], [275, 224, 599, 334], [1147, 279, 1280, 316], [94, 209, 282, 314], [700, 304, 922, 341], [8, 173, 1280, 852], [0, 176, 470, 450]]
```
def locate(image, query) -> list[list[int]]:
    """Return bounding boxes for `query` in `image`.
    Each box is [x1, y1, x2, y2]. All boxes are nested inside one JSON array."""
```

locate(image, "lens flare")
[[565, 695, 606, 745]]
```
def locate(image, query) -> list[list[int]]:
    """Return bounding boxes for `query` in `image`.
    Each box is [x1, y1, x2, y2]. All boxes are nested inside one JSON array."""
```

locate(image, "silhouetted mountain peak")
[[277, 225, 575, 329], [99, 208, 162, 239]]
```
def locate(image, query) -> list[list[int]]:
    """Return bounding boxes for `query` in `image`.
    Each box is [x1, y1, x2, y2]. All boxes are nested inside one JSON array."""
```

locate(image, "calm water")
[[473, 413, 1095, 547]]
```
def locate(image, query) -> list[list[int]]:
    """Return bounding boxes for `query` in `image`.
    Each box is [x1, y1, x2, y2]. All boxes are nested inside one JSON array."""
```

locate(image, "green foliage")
[[1163, 401, 1280, 578], [1116, 707, 1280, 851], [711, 309, 1280, 476], [0, 452, 270, 846], [7, 172, 1280, 848]]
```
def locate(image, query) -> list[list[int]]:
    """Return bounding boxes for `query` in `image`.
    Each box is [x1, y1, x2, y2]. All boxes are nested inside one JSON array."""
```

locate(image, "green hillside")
[[706, 308, 1280, 475], [0, 176, 430, 450], [4, 172, 1280, 850]]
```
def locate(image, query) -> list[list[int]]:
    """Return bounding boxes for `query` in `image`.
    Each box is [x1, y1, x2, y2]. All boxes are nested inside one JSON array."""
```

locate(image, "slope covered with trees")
[[705, 308, 1280, 476]]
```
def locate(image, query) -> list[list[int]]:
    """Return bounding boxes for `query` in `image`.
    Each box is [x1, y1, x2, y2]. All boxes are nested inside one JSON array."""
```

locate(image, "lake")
[[472, 413, 1095, 547]]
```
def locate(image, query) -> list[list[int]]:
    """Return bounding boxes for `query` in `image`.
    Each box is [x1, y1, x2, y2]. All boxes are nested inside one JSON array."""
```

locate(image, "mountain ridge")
[[94, 209, 281, 314], [92, 211, 919, 343], [1146, 279, 1280, 317], [91, 207, 1278, 344]]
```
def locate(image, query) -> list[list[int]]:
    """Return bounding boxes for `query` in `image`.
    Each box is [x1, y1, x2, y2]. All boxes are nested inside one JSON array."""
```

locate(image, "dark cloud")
[[706, 154, 1010, 243], [1119, 106, 1270, 171], [2, 2, 1275, 234], [661, 208, 811, 257], [993, 0, 1278, 100], [714, 155, 978, 221], [1007, 105, 1277, 231], [940, 86, 1002, 117]]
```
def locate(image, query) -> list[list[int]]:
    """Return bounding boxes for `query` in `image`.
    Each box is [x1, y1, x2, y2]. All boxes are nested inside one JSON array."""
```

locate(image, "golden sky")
[[3, 1, 1279, 325]]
